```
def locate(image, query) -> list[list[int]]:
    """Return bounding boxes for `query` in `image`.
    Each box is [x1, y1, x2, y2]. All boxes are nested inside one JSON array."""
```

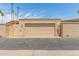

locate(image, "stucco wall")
[[0, 24, 6, 38], [7, 19, 61, 38], [19, 19, 61, 37], [62, 22, 79, 38]]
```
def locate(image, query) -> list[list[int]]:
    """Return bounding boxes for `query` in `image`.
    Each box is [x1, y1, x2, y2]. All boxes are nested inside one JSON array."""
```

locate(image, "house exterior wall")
[[6, 21, 21, 38], [4, 19, 79, 38], [19, 19, 61, 38], [3, 19, 79, 38], [6, 19, 61, 38], [62, 22, 79, 38], [0, 24, 6, 38]]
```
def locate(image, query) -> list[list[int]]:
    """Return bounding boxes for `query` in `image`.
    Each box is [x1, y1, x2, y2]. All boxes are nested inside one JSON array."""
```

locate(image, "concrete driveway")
[[0, 38, 78, 50]]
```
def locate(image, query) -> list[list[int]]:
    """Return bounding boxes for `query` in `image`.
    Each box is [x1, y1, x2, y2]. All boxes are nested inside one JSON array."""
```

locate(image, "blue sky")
[[0, 3, 79, 23]]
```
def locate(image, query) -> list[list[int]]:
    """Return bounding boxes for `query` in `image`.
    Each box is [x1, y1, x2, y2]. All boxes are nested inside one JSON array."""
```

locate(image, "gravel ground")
[[0, 38, 78, 50]]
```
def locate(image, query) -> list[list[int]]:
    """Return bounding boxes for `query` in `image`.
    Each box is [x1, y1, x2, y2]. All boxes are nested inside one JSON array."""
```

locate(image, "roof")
[[6, 20, 19, 26], [64, 18, 79, 22], [19, 18, 61, 20]]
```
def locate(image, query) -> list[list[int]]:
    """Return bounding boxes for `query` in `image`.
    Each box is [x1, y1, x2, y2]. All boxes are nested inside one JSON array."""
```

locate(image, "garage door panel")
[[25, 27, 53, 31], [63, 24, 79, 37], [24, 23, 55, 37]]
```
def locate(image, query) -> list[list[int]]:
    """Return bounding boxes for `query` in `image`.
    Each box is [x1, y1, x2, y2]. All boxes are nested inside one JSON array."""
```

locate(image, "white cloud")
[[0, 14, 11, 24], [0, 13, 18, 24], [22, 9, 46, 19], [0, 9, 47, 24]]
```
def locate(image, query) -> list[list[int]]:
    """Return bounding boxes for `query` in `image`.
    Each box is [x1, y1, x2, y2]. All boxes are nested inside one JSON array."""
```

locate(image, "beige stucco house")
[[0, 18, 79, 38], [6, 19, 62, 38]]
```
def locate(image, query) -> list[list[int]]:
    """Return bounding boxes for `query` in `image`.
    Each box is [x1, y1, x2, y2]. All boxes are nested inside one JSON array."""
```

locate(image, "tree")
[[11, 3, 14, 20], [17, 6, 20, 20], [0, 10, 4, 24], [77, 10, 79, 16], [0, 10, 2, 14], [1, 12, 4, 24]]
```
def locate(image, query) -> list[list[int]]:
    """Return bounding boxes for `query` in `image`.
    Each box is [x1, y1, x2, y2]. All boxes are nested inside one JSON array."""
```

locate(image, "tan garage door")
[[62, 23, 79, 38], [24, 23, 55, 38]]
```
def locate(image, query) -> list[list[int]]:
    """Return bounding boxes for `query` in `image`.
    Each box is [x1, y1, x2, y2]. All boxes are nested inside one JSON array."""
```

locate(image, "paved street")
[[0, 38, 78, 50], [0, 38, 79, 55]]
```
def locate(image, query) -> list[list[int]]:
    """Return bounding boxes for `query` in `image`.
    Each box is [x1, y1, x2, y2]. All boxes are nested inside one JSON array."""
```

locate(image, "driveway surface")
[[0, 38, 78, 50]]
